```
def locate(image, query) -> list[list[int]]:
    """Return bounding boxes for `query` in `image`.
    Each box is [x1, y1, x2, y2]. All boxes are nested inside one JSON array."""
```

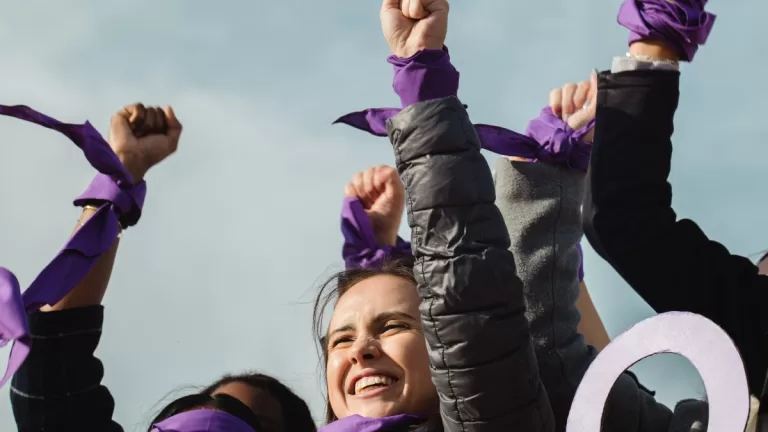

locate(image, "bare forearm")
[[40, 207, 120, 311], [576, 282, 610, 351]]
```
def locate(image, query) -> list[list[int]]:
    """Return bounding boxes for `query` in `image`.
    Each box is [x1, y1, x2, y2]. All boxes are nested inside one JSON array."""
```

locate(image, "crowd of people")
[[0, 0, 764, 431]]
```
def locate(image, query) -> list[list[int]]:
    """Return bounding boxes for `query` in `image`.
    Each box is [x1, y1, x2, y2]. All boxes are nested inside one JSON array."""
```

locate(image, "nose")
[[348, 337, 381, 365]]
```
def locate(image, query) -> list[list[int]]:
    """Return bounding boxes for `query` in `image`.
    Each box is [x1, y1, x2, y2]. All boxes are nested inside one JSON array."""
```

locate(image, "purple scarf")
[[617, 0, 716, 62], [334, 107, 594, 172], [0, 105, 146, 388], [341, 196, 410, 269], [151, 410, 256, 432], [319, 414, 424, 432]]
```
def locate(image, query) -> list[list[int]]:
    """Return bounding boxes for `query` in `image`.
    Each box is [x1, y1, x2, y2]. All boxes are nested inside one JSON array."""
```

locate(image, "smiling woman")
[[312, 258, 441, 429]]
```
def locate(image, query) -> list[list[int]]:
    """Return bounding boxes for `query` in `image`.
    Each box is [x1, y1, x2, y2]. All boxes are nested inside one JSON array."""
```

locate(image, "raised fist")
[[549, 70, 598, 142], [109, 103, 182, 182], [381, 0, 449, 58], [344, 165, 405, 247]]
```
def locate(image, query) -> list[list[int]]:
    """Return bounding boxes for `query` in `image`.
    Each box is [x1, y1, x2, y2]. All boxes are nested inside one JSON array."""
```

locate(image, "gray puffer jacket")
[[386, 96, 555, 432]]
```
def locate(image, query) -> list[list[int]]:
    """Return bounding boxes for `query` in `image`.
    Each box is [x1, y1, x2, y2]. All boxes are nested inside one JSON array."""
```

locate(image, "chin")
[[356, 402, 404, 419]]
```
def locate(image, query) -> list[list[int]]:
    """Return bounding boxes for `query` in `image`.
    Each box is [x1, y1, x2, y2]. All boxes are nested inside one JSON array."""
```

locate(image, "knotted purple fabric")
[[342, 196, 585, 279], [151, 410, 256, 432], [0, 105, 146, 388], [335, 107, 594, 172], [335, 45, 593, 170], [618, 0, 716, 62], [336, 46, 589, 273], [342, 196, 410, 269], [319, 414, 424, 432]]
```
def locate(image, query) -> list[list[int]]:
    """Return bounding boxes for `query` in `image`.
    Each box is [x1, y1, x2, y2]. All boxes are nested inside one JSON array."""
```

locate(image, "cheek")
[[383, 333, 430, 374], [326, 353, 347, 398]]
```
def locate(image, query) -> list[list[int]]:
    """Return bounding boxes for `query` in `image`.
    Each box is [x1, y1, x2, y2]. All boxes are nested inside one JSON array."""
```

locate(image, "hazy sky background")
[[1, 0, 765, 429]]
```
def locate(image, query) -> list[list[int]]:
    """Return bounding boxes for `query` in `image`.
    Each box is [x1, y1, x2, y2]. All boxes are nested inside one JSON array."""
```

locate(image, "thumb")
[[402, 0, 426, 19], [163, 106, 182, 144], [109, 111, 134, 143]]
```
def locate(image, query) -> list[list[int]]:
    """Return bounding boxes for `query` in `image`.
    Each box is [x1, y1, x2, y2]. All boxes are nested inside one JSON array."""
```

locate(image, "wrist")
[[375, 230, 399, 247], [116, 153, 145, 183], [398, 41, 443, 59], [629, 40, 680, 62]]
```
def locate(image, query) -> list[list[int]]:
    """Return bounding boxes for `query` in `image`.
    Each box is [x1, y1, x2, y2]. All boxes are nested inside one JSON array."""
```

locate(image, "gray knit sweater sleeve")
[[493, 158, 674, 432]]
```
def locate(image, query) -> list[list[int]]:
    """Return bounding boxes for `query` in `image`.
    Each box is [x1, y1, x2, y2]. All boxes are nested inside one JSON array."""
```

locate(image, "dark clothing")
[[583, 69, 768, 429], [387, 96, 555, 432], [10, 306, 123, 432], [494, 159, 676, 431]]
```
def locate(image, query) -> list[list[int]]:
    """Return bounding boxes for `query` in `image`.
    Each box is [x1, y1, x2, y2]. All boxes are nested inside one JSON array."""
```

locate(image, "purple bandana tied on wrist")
[[319, 414, 424, 432], [618, 0, 716, 62], [341, 197, 411, 269], [151, 410, 256, 432], [0, 105, 146, 388], [390, 47, 459, 108], [334, 46, 593, 171], [335, 107, 594, 172]]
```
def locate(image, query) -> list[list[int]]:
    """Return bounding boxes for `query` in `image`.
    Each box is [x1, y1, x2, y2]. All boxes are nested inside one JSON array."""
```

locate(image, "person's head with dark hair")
[[312, 257, 440, 429], [149, 372, 316, 432]]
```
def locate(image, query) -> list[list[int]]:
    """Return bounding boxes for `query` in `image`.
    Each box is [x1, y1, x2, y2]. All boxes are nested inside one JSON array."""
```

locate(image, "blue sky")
[[1, 0, 765, 429]]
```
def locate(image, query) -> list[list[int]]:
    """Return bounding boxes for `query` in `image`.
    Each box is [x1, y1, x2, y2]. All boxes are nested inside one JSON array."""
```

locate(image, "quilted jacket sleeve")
[[386, 96, 555, 432]]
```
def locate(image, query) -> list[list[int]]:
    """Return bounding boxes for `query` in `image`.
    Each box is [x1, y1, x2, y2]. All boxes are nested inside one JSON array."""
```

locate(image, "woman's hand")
[[344, 165, 405, 247], [380, 0, 449, 58], [549, 70, 598, 142], [109, 103, 182, 182]]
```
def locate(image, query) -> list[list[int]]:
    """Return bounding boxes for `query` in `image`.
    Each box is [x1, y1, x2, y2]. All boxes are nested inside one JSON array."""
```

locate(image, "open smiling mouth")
[[352, 375, 399, 395]]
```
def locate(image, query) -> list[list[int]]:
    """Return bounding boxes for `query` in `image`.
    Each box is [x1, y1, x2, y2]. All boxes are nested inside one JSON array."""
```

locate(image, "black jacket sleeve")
[[10, 306, 123, 432], [387, 96, 554, 432], [583, 69, 768, 394]]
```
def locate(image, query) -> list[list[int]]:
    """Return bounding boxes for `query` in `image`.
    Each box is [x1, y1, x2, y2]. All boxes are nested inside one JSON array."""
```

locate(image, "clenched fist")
[[109, 103, 182, 182], [344, 165, 405, 247], [381, 0, 449, 58]]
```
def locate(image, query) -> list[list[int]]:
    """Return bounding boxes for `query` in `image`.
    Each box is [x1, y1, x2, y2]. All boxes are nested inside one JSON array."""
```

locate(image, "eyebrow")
[[327, 311, 418, 341]]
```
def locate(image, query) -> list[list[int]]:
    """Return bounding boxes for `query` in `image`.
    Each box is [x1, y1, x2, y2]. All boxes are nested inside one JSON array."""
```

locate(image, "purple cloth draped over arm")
[[341, 196, 411, 269], [617, 0, 716, 62], [319, 414, 424, 432], [389, 47, 459, 108], [333, 47, 595, 171], [0, 104, 146, 388], [151, 410, 256, 432], [335, 107, 594, 172]]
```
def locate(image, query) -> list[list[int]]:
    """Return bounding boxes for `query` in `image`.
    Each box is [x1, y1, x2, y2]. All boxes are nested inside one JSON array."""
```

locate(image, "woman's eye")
[[330, 337, 353, 348], [383, 322, 409, 332]]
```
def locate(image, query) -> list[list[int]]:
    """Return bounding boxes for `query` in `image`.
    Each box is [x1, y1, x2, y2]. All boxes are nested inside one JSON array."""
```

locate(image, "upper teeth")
[[355, 375, 394, 394]]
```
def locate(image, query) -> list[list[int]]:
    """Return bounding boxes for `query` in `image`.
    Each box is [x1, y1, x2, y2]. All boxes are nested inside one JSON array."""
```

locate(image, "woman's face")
[[325, 274, 437, 419], [210, 382, 284, 432]]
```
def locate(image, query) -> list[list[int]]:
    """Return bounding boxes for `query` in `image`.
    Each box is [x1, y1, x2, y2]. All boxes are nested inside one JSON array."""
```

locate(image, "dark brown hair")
[[312, 257, 417, 424]]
